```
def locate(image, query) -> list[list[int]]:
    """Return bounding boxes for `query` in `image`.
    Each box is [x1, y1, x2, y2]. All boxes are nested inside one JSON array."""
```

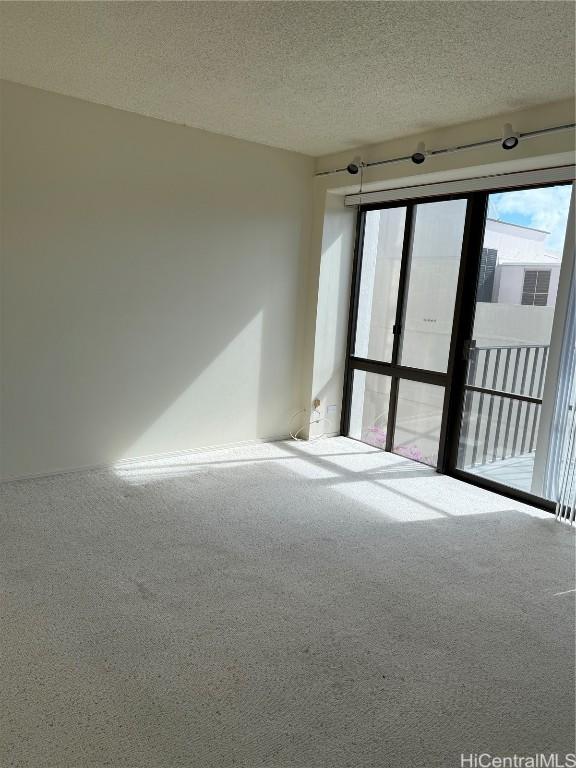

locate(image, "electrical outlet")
[[327, 404, 338, 414]]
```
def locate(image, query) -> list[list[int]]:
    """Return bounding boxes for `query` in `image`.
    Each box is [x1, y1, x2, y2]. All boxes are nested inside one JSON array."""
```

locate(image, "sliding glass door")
[[342, 179, 575, 508], [455, 184, 574, 499]]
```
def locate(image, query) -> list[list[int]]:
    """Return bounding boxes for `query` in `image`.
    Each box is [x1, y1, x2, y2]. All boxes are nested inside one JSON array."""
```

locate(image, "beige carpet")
[[1, 437, 574, 767]]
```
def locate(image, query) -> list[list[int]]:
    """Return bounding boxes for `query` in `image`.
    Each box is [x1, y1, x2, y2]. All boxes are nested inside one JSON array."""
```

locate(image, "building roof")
[[484, 217, 561, 268]]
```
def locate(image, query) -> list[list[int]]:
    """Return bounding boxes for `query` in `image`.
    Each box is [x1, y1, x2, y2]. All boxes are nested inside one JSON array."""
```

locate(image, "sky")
[[487, 184, 572, 253]]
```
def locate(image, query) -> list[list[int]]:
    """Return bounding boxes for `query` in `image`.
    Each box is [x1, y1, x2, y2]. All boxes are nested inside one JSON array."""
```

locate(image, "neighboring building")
[[479, 218, 561, 307], [352, 212, 565, 464]]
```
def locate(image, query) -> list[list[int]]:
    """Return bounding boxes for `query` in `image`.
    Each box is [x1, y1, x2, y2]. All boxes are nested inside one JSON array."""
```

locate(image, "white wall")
[[474, 303, 554, 348], [484, 218, 548, 260], [0, 81, 313, 480], [355, 207, 404, 363], [399, 199, 467, 372], [496, 265, 529, 305], [307, 192, 355, 437]]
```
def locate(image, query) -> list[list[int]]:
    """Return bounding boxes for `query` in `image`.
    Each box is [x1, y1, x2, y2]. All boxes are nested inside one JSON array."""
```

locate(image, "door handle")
[[463, 339, 477, 361]]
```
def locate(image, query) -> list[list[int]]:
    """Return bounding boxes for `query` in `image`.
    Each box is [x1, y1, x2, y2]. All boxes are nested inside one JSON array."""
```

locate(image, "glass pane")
[[458, 391, 540, 493], [400, 199, 467, 372], [354, 207, 406, 362], [349, 370, 392, 449], [458, 183, 573, 498], [393, 380, 444, 467], [471, 185, 572, 387]]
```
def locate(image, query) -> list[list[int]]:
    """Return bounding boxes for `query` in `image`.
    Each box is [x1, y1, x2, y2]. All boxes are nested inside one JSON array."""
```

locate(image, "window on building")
[[521, 269, 550, 306], [477, 248, 497, 302]]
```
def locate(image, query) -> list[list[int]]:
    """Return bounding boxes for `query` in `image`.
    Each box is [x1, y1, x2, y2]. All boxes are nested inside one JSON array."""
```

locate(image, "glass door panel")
[[393, 380, 445, 467], [354, 207, 406, 362], [456, 184, 573, 496], [346, 197, 467, 470], [399, 198, 467, 372], [349, 370, 392, 449]]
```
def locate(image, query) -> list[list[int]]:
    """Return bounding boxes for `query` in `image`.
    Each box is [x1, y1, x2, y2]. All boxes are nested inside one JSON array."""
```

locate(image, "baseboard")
[[115, 434, 292, 467], [0, 433, 293, 485]]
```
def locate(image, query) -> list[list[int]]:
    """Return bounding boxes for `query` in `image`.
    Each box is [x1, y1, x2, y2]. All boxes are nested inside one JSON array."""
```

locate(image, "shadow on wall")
[[307, 192, 356, 438], [1, 82, 313, 478]]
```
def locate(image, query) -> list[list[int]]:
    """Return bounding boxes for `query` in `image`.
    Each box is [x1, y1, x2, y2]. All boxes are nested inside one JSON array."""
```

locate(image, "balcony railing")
[[459, 343, 549, 469]]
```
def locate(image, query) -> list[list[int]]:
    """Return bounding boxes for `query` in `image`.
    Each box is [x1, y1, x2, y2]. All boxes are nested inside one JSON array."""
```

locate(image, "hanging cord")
[[289, 408, 330, 443]]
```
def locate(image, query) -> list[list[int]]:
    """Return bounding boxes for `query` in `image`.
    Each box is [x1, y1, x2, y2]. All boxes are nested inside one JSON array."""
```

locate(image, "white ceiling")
[[1, 1, 574, 157]]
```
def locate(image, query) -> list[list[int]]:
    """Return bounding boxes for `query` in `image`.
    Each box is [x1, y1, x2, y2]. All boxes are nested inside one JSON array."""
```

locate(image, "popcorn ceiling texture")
[[1, 437, 574, 767], [0, 1, 574, 156]]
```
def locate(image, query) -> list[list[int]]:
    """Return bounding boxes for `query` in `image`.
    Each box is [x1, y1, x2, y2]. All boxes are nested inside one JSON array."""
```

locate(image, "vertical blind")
[[553, 267, 576, 523]]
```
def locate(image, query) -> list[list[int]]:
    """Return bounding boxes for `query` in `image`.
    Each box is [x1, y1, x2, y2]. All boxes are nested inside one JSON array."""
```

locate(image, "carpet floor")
[[1, 436, 574, 768]]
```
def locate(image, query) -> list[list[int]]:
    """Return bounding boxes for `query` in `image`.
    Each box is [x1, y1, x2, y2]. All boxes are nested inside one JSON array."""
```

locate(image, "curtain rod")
[[314, 123, 576, 178]]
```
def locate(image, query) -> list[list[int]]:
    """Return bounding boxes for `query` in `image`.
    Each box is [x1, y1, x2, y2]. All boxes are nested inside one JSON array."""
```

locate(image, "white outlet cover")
[[327, 404, 338, 414]]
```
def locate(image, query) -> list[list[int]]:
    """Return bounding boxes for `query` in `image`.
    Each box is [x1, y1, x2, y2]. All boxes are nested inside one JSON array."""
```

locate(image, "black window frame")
[[340, 179, 573, 513]]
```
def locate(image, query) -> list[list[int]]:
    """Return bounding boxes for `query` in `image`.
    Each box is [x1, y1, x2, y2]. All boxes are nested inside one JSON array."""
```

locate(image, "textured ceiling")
[[1, 1, 574, 157]]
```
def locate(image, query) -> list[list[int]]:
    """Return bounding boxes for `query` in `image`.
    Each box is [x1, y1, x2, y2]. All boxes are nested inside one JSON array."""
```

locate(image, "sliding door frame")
[[340, 193, 471, 467], [341, 193, 463, 455], [341, 179, 573, 513]]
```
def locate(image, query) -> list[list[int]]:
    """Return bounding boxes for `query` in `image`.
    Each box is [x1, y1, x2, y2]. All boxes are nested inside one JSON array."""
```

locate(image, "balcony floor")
[[466, 452, 536, 494]]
